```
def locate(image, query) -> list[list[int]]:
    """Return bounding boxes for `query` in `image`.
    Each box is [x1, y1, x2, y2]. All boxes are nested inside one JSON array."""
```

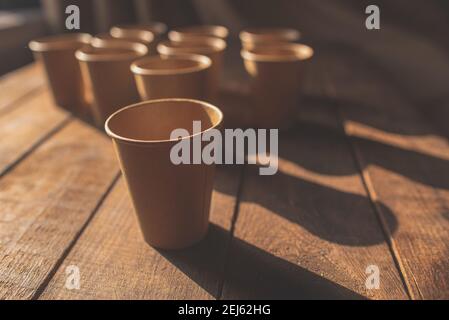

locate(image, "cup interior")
[[131, 55, 211, 75], [106, 99, 223, 143]]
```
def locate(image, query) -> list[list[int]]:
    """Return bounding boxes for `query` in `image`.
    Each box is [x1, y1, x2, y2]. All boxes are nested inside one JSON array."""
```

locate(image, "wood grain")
[[220, 58, 408, 300], [325, 50, 449, 299], [39, 167, 242, 300], [0, 90, 69, 176], [0, 120, 119, 299], [0, 64, 44, 115]]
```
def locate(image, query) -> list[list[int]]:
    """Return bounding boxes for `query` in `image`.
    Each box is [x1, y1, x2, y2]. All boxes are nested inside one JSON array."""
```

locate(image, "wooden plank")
[[221, 58, 408, 300], [38, 166, 241, 300], [0, 120, 119, 299], [325, 51, 449, 299], [0, 64, 45, 115], [0, 90, 69, 176]]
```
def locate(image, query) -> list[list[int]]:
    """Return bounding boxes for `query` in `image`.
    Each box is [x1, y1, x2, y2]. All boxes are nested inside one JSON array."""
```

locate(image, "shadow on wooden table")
[[300, 93, 436, 137], [335, 98, 435, 137], [284, 93, 449, 192], [280, 121, 449, 191], [237, 169, 398, 247], [158, 224, 366, 300]]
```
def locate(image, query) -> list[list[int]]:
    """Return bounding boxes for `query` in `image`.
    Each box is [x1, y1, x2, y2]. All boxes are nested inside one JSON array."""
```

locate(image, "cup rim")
[[29, 33, 92, 52], [90, 36, 134, 48], [75, 41, 148, 62], [105, 98, 224, 145], [241, 43, 314, 62], [112, 22, 168, 36], [168, 25, 229, 40], [157, 37, 227, 56], [109, 27, 155, 44], [131, 54, 211, 76], [239, 27, 301, 43]]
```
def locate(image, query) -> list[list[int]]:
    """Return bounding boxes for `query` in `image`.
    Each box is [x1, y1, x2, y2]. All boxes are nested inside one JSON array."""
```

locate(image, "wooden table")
[[0, 48, 448, 300]]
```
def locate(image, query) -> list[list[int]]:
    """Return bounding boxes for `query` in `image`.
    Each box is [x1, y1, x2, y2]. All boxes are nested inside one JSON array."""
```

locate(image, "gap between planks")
[[0, 64, 45, 116], [323, 61, 415, 300], [0, 117, 72, 179], [0, 89, 73, 177], [0, 120, 120, 299], [322, 51, 449, 299], [0, 87, 45, 118], [335, 106, 415, 300], [31, 173, 122, 300], [216, 165, 246, 300]]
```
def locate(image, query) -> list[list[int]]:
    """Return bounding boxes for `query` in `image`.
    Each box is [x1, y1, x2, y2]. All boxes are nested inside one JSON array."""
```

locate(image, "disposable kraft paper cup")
[[131, 54, 211, 101], [90, 34, 131, 50], [239, 27, 301, 50], [90, 34, 144, 51], [241, 43, 314, 129], [105, 99, 224, 249], [112, 22, 167, 39], [91, 31, 153, 55], [29, 33, 92, 115], [168, 25, 229, 41], [75, 41, 148, 127], [108, 23, 167, 54], [157, 37, 226, 100], [109, 27, 155, 54]]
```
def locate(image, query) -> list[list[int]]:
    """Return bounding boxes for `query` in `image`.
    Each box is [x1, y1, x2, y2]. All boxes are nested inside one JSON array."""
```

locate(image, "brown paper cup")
[[239, 28, 301, 50], [157, 38, 226, 100], [105, 99, 224, 249], [112, 22, 167, 38], [89, 34, 144, 52], [76, 41, 148, 127], [90, 33, 133, 49], [29, 33, 92, 115], [109, 23, 167, 54], [109, 27, 155, 54], [168, 25, 229, 41], [241, 43, 313, 129], [131, 54, 211, 101], [91, 31, 153, 55]]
